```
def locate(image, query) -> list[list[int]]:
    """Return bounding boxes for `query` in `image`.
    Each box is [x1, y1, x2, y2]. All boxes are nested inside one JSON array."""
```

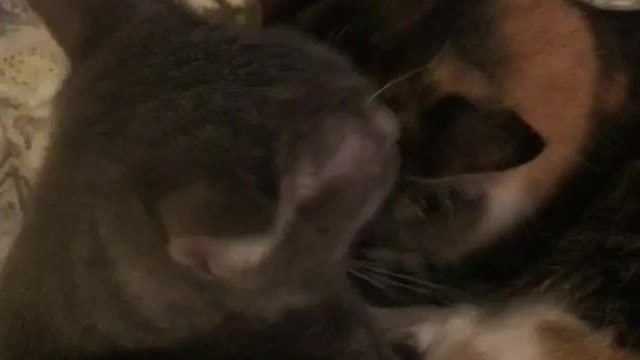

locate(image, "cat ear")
[[158, 181, 277, 281], [289, 105, 398, 206], [403, 95, 544, 181], [273, 106, 399, 263], [162, 106, 399, 282]]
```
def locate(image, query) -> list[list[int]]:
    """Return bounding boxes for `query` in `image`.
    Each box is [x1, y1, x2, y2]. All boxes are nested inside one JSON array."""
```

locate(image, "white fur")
[[476, 168, 534, 245], [180, 0, 250, 12], [409, 303, 591, 360]]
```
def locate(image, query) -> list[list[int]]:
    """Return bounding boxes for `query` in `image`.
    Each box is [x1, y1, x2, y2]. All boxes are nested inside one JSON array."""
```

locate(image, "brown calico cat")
[[262, 0, 630, 263], [0, 0, 404, 358], [371, 6, 640, 355], [261, 0, 640, 357]]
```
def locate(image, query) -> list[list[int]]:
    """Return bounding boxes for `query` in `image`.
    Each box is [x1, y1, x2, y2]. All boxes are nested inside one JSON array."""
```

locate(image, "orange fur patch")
[[491, 0, 598, 207], [407, 303, 637, 360], [427, 49, 496, 104], [537, 320, 636, 360], [439, 340, 488, 360]]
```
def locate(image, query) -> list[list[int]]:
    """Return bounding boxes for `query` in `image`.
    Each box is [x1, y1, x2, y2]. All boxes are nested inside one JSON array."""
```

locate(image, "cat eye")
[[412, 191, 443, 217]]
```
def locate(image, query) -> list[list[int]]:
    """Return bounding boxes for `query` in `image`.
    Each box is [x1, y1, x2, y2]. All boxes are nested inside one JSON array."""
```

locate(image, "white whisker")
[[355, 260, 470, 302], [349, 269, 394, 296], [356, 261, 436, 289], [331, 25, 352, 41], [367, 65, 430, 104], [361, 269, 433, 296]]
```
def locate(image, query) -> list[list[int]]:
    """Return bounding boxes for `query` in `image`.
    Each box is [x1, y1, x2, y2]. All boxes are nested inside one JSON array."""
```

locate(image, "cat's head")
[[262, 0, 628, 263], [359, 96, 544, 266]]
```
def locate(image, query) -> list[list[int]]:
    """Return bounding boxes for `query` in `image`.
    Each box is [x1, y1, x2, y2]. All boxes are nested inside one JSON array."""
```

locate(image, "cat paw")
[[394, 302, 636, 360], [396, 306, 479, 359]]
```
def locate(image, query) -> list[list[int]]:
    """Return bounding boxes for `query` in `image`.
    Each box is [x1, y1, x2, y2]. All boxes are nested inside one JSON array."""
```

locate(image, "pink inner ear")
[[168, 235, 275, 281], [322, 133, 376, 181], [168, 237, 215, 278], [322, 106, 397, 182]]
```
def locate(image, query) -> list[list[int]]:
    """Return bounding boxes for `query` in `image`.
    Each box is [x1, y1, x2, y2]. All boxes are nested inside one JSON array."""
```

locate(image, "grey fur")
[[0, 0, 400, 358]]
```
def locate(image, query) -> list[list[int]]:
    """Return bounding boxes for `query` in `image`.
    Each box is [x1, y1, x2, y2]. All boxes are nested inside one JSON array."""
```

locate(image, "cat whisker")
[[330, 25, 352, 42], [348, 269, 395, 296], [367, 64, 430, 104], [355, 261, 443, 291], [367, 38, 454, 104], [355, 260, 470, 302], [358, 268, 434, 296]]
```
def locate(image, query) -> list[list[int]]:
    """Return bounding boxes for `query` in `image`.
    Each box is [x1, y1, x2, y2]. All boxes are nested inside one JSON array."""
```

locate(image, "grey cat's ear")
[[272, 106, 399, 265], [162, 106, 399, 282], [288, 106, 398, 207], [402, 95, 544, 182], [158, 181, 276, 281]]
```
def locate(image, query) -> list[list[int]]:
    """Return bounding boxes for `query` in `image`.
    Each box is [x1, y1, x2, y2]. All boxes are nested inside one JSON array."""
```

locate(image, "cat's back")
[[52, 0, 370, 178], [60, 0, 364, 117]]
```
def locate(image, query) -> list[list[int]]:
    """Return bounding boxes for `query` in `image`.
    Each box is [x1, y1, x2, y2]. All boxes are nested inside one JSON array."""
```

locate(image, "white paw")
[[390, 303, 630, 360]]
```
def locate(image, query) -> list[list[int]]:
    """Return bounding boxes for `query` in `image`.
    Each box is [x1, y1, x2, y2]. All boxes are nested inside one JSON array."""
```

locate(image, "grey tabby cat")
[[0, 0, 403, 358]]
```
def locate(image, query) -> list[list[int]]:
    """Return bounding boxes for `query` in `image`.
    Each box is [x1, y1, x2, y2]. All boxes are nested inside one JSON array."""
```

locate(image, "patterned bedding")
[[0, 0, 67, 263]]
